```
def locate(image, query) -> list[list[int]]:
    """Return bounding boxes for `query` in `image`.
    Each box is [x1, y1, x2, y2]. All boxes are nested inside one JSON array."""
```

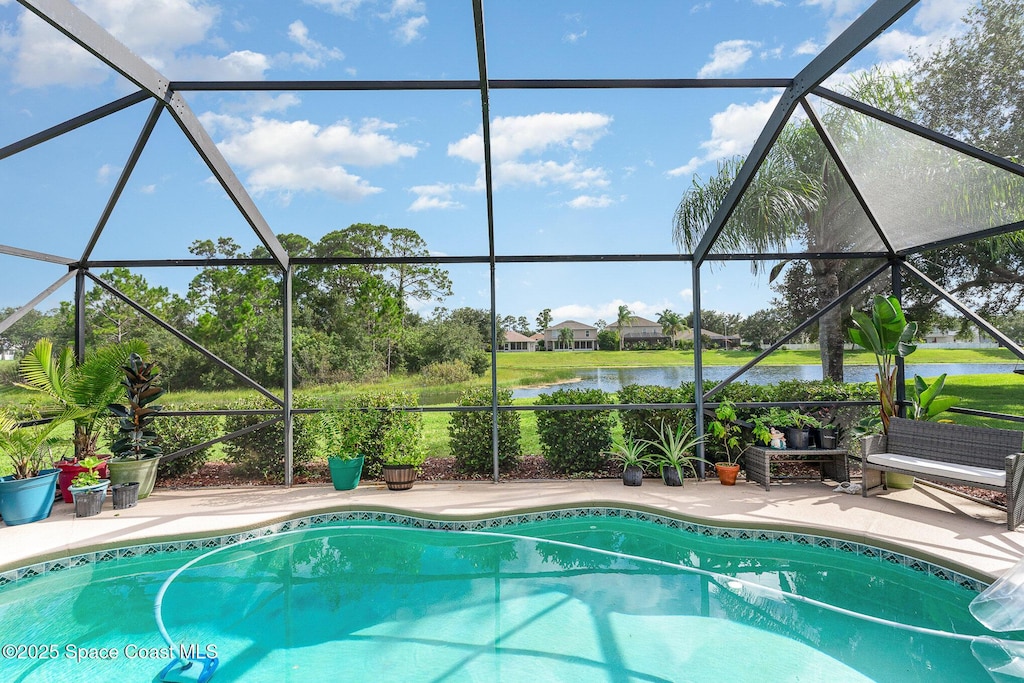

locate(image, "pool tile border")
[[0, 506, 989, 592]]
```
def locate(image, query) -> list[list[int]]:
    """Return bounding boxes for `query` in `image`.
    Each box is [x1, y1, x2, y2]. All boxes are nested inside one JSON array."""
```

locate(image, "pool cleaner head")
[[158, 654, 219, 683]]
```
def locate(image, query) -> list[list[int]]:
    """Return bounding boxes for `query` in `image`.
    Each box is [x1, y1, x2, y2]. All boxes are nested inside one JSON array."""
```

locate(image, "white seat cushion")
[[866, 453, 1005, 488]]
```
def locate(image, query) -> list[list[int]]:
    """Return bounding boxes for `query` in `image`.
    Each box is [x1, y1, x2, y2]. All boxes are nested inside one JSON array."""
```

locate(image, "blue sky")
[[0, 0, 977, 327]]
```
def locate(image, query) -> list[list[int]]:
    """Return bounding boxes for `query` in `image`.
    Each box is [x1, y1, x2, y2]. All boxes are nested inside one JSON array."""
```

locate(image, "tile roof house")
[[543, 320, 598, 351], [500, 330, 539, 352]]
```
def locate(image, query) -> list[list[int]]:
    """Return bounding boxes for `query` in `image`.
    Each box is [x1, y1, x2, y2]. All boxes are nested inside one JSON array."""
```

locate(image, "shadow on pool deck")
[[3, 478, 1024, 580]]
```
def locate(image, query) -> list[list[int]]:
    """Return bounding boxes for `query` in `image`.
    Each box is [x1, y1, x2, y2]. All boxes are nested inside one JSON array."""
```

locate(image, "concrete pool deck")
[[3, 478, 1024, 581]]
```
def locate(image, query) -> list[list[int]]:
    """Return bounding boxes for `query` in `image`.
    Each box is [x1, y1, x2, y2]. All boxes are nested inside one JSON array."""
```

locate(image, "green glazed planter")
[[328, 455, 364, 491], [108, 457, 161, 499], [885, 472, 916, 490]]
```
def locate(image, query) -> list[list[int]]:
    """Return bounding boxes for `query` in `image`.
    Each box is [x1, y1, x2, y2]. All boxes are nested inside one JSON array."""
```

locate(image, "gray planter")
[[112, 482, 140, 509], [108, 457, 160, 499]]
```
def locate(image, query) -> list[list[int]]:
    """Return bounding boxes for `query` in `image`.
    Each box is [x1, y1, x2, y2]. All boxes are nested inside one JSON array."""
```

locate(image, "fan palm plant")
[[0, 407, 83, 479], [16, 338, 147, 460]]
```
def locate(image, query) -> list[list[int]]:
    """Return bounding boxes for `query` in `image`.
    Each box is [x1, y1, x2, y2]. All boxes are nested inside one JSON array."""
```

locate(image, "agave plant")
[[108, 353, 165, 461], [604, 433, 653, 470], [16, 338, 148, 460], [644, 422, 705, 485], [847, 295, 918, 432]]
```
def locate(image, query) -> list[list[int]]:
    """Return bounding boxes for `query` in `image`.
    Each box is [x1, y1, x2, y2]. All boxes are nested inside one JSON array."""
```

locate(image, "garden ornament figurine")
[[769, 428, 786, 450]]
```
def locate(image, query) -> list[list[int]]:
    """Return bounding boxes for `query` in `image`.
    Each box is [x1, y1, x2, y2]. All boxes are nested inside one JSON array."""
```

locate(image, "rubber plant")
[[108, 353, 164, 460], [847, 295, 918, 432]]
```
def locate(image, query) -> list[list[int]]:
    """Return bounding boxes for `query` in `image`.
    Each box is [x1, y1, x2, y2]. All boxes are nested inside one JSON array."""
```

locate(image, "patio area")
[[4, 478, 1022, 582]]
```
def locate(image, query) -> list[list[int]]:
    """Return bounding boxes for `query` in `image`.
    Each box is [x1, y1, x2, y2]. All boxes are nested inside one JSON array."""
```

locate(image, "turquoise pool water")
[[0, 515, 1019, 682]]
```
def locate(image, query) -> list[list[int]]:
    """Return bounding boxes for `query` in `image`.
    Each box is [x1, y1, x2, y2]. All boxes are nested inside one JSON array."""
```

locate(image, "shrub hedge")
[[448, 386, 521, 475], [535, 388, 613, 473]]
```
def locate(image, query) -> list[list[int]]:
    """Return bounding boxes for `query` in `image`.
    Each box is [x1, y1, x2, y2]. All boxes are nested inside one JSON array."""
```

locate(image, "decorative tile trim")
[[0, 506, 990, 593]]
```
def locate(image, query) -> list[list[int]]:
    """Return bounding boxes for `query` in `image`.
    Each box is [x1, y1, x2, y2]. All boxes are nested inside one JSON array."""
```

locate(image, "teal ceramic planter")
[[329, 455, 364, 491], [0, 469, 59, 526]]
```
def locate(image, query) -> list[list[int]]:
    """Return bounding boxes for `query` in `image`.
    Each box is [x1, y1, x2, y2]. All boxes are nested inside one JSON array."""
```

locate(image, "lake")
[[510, 363, 1020, 399]]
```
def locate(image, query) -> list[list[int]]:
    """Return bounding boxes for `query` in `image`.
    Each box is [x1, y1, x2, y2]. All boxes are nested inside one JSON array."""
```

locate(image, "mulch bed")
[[155, 457, 1008, 507]]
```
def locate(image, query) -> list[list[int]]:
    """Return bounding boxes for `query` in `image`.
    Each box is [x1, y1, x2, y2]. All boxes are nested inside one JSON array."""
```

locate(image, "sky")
[[0, 0, 980, 330]]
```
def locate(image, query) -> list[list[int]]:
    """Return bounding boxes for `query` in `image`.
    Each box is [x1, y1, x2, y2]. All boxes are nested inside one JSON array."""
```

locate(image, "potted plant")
[[706, 400, 744, 485], [644, 422, 704, 487], [0, 408, 80, 526], [380, 419, 424, 491], [604, 434, 653, 486], [16, 338, 145, 502], [106, 353, 164, 499], [317, 410, 366, 491], [848, 294, 918, 432], [67, 455, 110, 518]]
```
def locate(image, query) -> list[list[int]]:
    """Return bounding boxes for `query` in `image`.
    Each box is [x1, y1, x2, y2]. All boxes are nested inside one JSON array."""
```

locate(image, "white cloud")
[[793, 39, 820, 56], [449, 112, 613, 191], [690, 3, 712, 13], [753, 0, 783, 6], [303, 0, 369, 17], [551, 299, 675, 323], [679, 288, 694, 301], [697, 39, 760, 78], [408, 183, 462, 211], [206, 114, 418, 201], [666, 98, 778, 177], [96, 164, 118, 183], [5, 0, 273, 86], [564, 30, 587, 44], [170, 50, 271, 80], [394, 15, 428, 44], [140, 184, 157, 194], [286, 20, 344, 68], [567, 194, 618, 209]]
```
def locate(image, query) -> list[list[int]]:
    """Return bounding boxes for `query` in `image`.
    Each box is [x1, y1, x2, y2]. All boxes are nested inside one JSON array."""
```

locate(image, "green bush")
[[468, 351, 490, 376], [222, 395, 318, 482], [535, 388, 613, 473], [597, 329, 618, 350], [618, 384, 694, 449], [155, 402, 223, 478], [449, 387, 521, 475], [344, 390, 423, 478], [421, 360, 473, 385]]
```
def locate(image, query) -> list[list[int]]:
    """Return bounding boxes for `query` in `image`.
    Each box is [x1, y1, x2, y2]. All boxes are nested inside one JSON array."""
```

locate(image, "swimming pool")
[[0, 508, 1020, 682]]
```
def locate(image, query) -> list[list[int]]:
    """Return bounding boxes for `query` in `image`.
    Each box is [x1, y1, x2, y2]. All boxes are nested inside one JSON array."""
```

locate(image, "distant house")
[[543, 320, 598, 351], [678, 328, 741, 349], [500, 330, 538, 352], [606, 316, 671, 348]]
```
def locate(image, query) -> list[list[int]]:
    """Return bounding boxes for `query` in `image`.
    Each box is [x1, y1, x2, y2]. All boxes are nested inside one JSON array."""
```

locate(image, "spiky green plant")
[[644, 422, 705, 484]]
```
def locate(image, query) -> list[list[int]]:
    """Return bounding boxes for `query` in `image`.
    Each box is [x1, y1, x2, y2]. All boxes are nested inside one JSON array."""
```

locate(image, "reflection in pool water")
[[1, 516, 1018, 682]]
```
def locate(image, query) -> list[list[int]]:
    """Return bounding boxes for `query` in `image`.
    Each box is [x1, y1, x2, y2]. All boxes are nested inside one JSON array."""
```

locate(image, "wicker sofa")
[[861, 417, 1024, 530]]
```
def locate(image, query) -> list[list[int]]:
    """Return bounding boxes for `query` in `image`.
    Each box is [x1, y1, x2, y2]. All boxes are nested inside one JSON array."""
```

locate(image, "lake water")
[[510, 363, 1020, 399]]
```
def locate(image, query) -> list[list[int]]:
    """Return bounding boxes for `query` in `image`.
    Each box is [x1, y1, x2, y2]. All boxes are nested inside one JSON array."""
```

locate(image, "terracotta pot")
[[715, 462, 740, 486]]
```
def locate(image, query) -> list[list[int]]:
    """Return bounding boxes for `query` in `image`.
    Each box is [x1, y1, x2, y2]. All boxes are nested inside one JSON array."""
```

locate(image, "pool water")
[[0, 517, 1019, 682]]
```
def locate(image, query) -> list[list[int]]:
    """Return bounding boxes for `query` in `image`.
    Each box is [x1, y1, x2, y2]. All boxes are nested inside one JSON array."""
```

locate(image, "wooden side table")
[[743, 445, 849, 491]]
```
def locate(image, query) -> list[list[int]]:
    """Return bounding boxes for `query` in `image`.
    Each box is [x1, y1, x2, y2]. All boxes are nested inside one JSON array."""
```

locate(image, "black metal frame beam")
[[0, 271, 76, 335], [702, 260, 892, 401], [84, 270, 285, 406], [80, 101, 163, 263], [693, 0, 919, 266], [0, 91, 149, 161], [170, 78, 793, 92], [800, 98, 894, 254]]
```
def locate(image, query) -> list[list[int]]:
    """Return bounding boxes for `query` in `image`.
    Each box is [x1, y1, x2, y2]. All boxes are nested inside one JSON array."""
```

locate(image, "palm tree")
[[673, 70, 915, 380], [16, 338, 147, 459], [616, 305, 633, 351], [657, 309, 688, 347], [557, 326, 574, 351]]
